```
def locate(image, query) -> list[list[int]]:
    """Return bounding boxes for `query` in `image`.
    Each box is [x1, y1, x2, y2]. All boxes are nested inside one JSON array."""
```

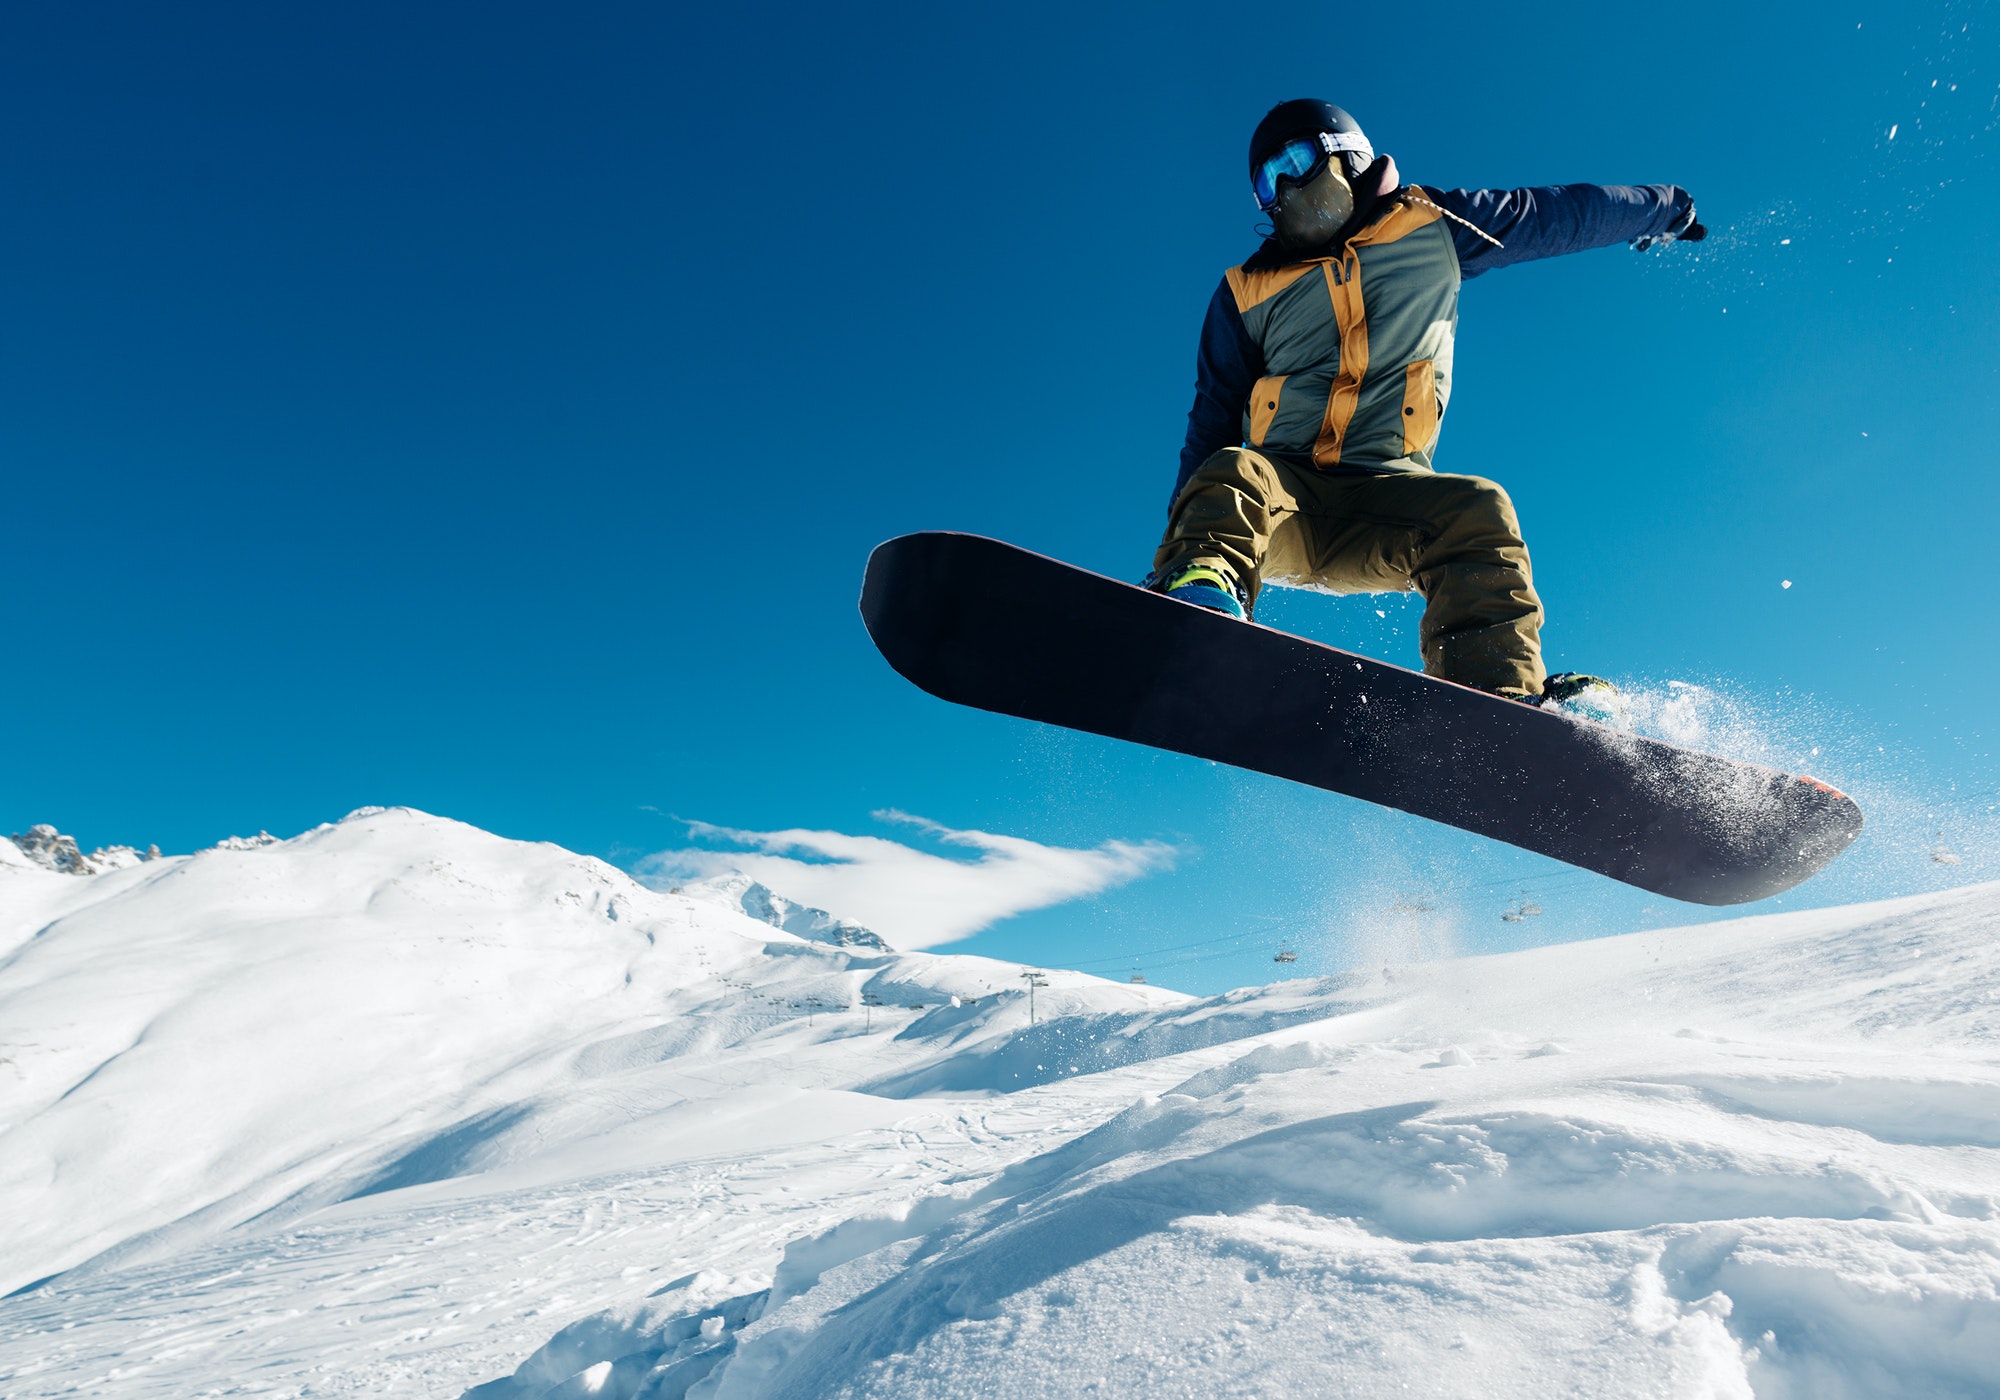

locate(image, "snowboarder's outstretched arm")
[[1424, 183, 1700, 279], [1170, 180, 1703, 504]]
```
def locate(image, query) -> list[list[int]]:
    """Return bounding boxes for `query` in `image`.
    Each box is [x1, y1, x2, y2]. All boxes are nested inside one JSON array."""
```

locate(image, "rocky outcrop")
[[675, 872, 891, 951], [7, 825, 160, 876]]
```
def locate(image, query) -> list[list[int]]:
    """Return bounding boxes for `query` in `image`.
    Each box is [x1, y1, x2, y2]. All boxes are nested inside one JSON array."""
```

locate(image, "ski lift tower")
[[1021, 970, 1050, 1025], [792, 996, 834, 1028]]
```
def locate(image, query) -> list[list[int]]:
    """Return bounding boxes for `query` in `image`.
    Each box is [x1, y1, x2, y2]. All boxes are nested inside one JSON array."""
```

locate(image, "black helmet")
[[1248, 99, 1374, 185]]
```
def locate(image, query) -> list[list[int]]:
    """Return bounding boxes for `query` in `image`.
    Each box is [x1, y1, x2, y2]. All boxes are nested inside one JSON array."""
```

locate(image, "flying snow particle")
[[1782, 580, 1793, 589], [1889, 124, 1899, 140], [1780, 238, 1792, 245]]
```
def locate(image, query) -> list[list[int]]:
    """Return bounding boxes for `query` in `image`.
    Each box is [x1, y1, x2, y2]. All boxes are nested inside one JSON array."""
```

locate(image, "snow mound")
[[468, 883, 2000, 1400]]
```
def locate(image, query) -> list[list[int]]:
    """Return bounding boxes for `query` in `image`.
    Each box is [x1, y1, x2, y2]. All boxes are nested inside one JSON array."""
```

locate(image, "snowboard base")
[[859, 532, 1860, 905]]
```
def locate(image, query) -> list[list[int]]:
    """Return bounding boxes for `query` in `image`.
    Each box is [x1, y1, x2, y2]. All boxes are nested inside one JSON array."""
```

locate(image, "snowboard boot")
[[1542, 672, 1616, 705], [1500, 672, 1617, 708], [1155, 562, 1249, 620]]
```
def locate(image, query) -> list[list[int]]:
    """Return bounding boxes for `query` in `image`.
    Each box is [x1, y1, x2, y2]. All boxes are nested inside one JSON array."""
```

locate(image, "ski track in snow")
[[2, 809, 1999, 1397]]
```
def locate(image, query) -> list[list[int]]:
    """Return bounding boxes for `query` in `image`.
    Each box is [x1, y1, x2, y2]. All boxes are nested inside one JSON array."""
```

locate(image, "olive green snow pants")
[[1153, 447, 1546, 696]]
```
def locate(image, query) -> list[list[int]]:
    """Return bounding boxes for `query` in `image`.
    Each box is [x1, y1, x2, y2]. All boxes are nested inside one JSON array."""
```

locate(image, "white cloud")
[[634, 811, 1174, 950]]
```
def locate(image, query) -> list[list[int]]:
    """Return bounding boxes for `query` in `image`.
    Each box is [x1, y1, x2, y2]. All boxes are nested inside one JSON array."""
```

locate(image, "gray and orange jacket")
[[1173, 177, 1694, 502]]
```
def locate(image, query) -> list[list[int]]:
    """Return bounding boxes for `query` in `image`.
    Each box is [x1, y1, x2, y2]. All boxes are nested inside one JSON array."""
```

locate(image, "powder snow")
[[1, 808, 1996, 1397]]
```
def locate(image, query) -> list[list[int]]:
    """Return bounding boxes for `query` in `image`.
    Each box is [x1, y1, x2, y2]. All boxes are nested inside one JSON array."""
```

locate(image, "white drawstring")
[[1402, 190, 1505, 250]]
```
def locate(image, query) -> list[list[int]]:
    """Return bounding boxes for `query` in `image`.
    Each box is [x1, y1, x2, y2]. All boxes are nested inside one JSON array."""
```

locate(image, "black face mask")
[[1271, 163, 1356, 251]]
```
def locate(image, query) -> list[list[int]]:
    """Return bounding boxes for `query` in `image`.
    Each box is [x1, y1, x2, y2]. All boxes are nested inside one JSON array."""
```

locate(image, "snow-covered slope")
[[0, 808, 1178, 1297], [2, 811, 1997, 1398]]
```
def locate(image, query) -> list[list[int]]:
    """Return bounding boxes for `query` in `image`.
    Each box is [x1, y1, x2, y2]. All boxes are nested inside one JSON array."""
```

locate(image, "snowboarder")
[[1150, 100, 1705, 706]]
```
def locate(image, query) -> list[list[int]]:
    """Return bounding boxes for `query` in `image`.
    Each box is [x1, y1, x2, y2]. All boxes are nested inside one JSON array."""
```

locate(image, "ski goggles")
[[1252, 130, 1375, 209]]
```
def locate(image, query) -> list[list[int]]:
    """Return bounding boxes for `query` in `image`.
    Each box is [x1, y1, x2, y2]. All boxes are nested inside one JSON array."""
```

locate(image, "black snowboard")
[[858, 531, 1861, 906]]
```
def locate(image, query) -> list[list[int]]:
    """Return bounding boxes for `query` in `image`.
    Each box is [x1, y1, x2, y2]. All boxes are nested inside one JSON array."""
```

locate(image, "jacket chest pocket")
[[1402, 360, 1439, 454], [1248, 374, 1288, 447]]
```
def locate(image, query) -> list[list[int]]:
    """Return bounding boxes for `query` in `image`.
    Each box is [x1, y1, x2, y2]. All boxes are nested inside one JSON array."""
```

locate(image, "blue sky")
[[5, 1, 1997, 991]]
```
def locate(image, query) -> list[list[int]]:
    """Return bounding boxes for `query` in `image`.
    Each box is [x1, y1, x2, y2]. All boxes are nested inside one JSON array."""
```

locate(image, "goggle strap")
[[1317, 130, 1376, 162]]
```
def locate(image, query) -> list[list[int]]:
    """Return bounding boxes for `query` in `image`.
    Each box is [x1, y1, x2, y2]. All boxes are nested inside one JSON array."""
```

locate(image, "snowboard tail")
[[859, 532, 1860, 906]]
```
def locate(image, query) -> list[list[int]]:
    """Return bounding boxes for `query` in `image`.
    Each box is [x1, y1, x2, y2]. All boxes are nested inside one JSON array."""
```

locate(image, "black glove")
[[1635, 201, 1705, 251], [1640, 208, 1704, 252]]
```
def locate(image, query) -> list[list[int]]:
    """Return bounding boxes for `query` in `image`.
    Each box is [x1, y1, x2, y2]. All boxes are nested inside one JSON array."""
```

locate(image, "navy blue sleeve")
[[1173, 278, 1263, 507], [1425, 184, 1693, 280]]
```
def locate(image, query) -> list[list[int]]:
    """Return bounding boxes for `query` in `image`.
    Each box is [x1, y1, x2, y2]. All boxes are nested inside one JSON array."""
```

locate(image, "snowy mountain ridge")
[[6, 822, 283, 875], [4, 824, 161, 876], [675, 870, 892, 950], [1, 808, 1997, 1398]]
